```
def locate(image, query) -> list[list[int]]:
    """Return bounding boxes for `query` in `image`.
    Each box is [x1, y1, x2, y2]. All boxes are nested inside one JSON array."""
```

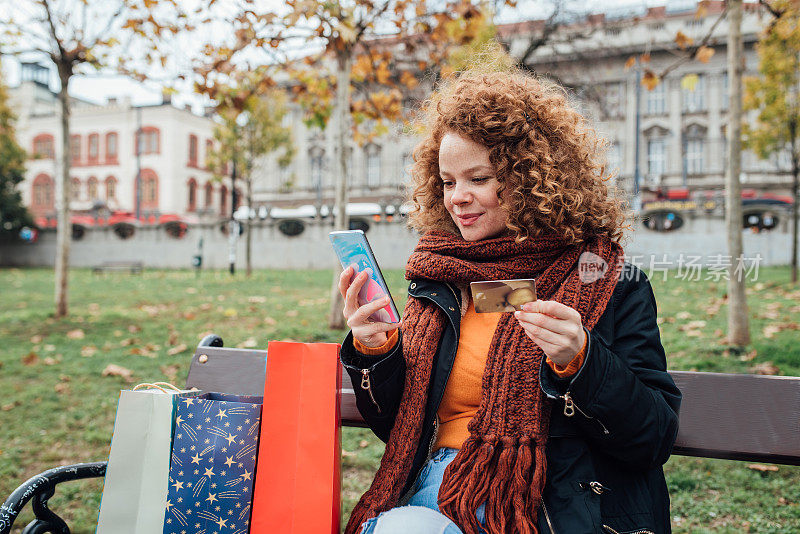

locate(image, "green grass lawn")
[[1, 266, 799, 533]]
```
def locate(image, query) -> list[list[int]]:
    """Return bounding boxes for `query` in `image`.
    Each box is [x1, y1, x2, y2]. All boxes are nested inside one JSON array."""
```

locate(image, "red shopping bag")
[[250, 341, 342, 533]]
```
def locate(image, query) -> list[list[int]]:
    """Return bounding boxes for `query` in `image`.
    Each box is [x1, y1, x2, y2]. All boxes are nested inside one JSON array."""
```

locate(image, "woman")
[[338, 69, 681, 534]]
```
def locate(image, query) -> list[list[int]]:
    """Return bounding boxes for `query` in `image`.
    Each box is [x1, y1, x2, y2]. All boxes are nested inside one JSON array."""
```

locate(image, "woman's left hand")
[[514, 300, 586, 367]]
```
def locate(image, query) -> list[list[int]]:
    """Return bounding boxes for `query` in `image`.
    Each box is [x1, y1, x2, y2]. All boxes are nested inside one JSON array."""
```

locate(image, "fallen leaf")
[[30, 335, 43, 344], [66, 329, 85, 339], [341, 450, 356, 458], [183, 311, 197, 320], [186, 287, 198, 294], [128, 325, 142, 334], [200, 303, 213, 311], [359, 440, 369, 448], [102, 364, 134, 382], [22, 352, 39, 366], [168, 331, 179, 346], [248, 296, 267, 303], [1, 402, 17, 411], [750, 362, 780, 375], [81, 345, 97, 357], [54, 383, 69, 394], [747, 463, 778, 472], [43, 357, 59, 365], [762, 325, 781, 338], [286, 310, 299, 317], [738, 349, 758, 362], [264, 317, 277, 325], [160, 364, 181, 381], [676, 311, 692, 320], [223, 308, 238, 318], [167, 343, 188, 356], [236, 338, 258, 349], [113, 330, 123, 337], [43, 344, 56, 352], [121, 337, 138, 346]]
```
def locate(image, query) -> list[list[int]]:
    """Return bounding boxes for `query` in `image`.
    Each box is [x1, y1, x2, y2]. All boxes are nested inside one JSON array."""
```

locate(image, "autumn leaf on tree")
[[675, 31, 693, 49], [624, 56, 636, 70], [695, 45, 715, 63], [641, 70, 660, 90]]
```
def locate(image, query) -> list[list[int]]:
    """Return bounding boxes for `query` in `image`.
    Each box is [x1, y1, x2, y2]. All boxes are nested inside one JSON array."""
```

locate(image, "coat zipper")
[[602, 525, 654, 534], [559, 391, 610, 435], [541, 499, 557, 534], [360, 368, 381, 413]]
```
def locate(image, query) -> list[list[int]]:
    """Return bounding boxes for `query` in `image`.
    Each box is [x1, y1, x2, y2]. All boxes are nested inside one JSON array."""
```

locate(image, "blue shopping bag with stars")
[[163, 393, 262, 534]]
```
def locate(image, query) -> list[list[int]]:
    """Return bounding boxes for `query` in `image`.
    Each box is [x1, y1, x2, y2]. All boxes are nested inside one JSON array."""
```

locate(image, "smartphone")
[[329, 230, 401, 323], [469, 278, 537, 313]]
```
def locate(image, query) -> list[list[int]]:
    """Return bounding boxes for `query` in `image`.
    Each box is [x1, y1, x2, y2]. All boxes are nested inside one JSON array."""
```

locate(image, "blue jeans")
[[358, 448, 487, 534]]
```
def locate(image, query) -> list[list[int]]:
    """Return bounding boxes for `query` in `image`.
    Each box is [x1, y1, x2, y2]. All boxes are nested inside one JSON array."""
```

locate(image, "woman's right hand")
[[339, 265, 399, 348]]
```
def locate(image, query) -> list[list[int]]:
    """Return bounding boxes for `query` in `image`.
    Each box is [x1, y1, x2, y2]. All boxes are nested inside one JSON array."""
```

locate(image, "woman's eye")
[[472, 177, 490, 184], [442, 181, 454, 188]]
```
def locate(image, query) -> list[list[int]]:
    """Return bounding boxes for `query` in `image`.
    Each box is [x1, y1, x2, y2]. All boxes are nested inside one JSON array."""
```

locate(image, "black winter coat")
[[340, 262, 682, 534]]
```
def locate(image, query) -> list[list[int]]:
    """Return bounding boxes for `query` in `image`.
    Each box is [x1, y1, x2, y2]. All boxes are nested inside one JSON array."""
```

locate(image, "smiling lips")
[[457, 213, 482, 226]]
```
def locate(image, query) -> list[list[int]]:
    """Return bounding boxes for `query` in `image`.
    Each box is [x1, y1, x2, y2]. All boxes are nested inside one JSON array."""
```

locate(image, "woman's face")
[[439, 131, 509, 242]]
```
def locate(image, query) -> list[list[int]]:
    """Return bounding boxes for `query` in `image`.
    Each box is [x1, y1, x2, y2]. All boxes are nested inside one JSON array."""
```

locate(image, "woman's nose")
[[450, 183, 471, 204]]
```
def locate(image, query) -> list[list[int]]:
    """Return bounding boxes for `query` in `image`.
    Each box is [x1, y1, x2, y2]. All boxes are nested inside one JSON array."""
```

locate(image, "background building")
[[10, 63, 224, 224]]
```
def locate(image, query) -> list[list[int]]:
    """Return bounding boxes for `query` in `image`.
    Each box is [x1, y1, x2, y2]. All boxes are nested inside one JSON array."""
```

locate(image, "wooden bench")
[[3, 334, 800, 533], [91, 261, 144, 275]]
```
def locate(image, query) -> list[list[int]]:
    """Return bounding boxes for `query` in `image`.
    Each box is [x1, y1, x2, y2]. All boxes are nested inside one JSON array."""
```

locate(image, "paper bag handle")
[[151, 382, 182, 392], [132, 383, 169, 393]]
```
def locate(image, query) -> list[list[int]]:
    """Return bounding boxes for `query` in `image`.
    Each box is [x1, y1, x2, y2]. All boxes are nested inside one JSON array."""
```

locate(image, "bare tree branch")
[[656, 4, 728, 81]]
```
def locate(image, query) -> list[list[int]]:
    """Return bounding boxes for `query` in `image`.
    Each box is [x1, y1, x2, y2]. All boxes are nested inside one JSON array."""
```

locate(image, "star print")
[[166, 518, 172, 524], [165, 500, 172, 510], [177, 433, 183, 439], [217, 408, 227, 419], [224, 456, 235, 468], [196, 424, 201, 430], [178, 471, 184, 477], [236, 426, 242, 431], [191, 454, 201, 464], [175, 416, 184, 426], [244, 419, 250, 424], [180, 447, 186, 453], [221, 447, 227, 453], [235, 503, 241, 509], [177, 497, 183, 503], [187, 413, 193, 418], [206, 492, 218, 504], [225, 434, 237, 445], [221, 470, 226, 476], [172, 480, 184, 491], [194, 469, 199, 475], [216, 518, 228, 529], [205, 417, 211, 423], [228, 510, 233, 515], [239, 439, 245, 445], [204, 467, 215, 477], [211, 482, 217, 489], [205, 438, 210, 444], [195, 502, 200, 507], [242, 469, 252, 481], [224, 422, 230, 427], [190, 446, 196, 451], [182, 398, 194, 406]]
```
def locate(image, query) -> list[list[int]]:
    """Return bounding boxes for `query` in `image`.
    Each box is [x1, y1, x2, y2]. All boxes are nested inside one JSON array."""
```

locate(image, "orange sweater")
[[354, 301, 587, 450]]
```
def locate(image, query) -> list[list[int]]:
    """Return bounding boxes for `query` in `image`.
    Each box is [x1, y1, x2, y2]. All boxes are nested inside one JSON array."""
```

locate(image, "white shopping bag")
[[96, 383, 196, 534]]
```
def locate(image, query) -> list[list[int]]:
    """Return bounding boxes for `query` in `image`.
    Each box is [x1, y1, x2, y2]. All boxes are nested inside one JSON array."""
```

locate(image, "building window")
[[187, 178, 198, 212], [205, 139, 214, 169], [721, 72, 729, 111], [105, 132, 118, 162], [188, 134, 198, 167], [32, 134, 55, 159], [608, 142, 623, 176], [647, 139, 667, 178], [136, 127, 160, 155], [31, 174, 55, 214], [71, 135, 81, 164], [603, 82, 625, 118], [310, 147, 325, 191], [87, 176, 99, 200], [684, 125, 706, 175], [204, 182, 214, 209], [71, 177, 81, 201], [88, 133, 99, 163], [140, 169, 159, 209], [220, 184, 228, 215], [646, 82, 667, 115], [105, 176, 117, 200], [682, 74, 706, 113], [366, 145, 381, 188]]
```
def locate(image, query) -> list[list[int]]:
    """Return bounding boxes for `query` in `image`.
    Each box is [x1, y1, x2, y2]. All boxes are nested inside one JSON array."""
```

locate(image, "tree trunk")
[[725, 0, 750, 346], [246, 174, 253, 277], [327, 51, 353, 329], [792, 157, 798, 284], [54, 65, 72, 318]]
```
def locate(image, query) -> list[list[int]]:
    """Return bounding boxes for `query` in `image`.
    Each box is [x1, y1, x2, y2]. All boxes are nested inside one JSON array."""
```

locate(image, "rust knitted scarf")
[[345, 230, 623, 534]]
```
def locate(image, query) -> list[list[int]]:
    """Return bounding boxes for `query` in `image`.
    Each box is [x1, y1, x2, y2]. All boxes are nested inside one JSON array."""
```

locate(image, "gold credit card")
[[469, 279, 537, 313]]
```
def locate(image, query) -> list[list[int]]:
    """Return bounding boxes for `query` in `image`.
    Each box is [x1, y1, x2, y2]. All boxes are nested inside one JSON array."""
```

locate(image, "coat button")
[[198, 354, 209, 364], [431, 292, 437, 296], [449, 307, 455, 311], [410, 283, 417, 289]]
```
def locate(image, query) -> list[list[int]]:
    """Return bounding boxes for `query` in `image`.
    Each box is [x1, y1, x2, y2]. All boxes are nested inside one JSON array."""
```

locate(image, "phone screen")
[[329, 230, 401, 323]]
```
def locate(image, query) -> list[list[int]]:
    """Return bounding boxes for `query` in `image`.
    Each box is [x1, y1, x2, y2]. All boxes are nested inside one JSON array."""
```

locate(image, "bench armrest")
[[1, 462, 107, 534]]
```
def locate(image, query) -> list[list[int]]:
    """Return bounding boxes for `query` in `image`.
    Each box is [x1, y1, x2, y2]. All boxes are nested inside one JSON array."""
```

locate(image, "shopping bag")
[[250, 341, 342, 534], [96, 383, 196, 534], [163, 393, 262, 534]]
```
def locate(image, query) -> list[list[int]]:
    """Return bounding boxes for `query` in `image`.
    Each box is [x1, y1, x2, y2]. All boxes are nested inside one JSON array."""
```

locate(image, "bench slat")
[[186, 347, 800, 464]]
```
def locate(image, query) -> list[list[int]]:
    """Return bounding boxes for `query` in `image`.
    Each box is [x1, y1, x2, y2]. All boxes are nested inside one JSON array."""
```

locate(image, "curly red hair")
[[407, 69, 630, 244]]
